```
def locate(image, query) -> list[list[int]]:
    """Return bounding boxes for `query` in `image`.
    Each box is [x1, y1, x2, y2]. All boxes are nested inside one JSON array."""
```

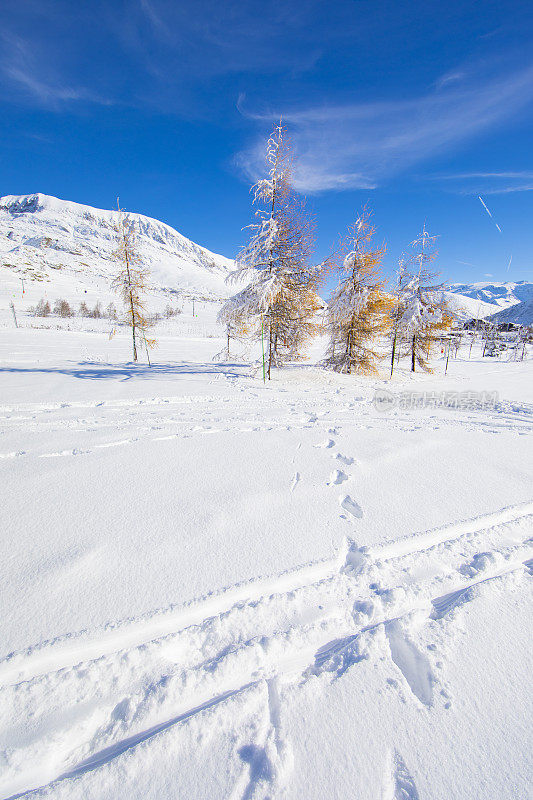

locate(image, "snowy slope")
[[486, 283, 533, 325], [439, 289, 499, 320], [445, 281, 533, 322], [0, 194, 234, 311]]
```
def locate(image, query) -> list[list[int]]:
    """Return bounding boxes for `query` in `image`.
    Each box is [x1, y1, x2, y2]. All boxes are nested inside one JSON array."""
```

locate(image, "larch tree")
[[324, 209, 393, 375], [395, 226, 453, 372], [112, 203, 156, 363], [219, 123, 321, 379], [388, 256, 413, 377]]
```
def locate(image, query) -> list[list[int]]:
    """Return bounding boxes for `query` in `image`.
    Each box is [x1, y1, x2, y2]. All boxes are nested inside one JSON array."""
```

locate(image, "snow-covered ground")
[[1, 310, 532, 800]]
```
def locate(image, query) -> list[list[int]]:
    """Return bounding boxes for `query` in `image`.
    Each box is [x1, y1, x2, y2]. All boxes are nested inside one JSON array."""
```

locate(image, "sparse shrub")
[[164, 304, 181, 317], [106, 302, 118, 320], [79, 301, 90, 316], [53, 299, 73, 317], [35, 299, 51, 317]]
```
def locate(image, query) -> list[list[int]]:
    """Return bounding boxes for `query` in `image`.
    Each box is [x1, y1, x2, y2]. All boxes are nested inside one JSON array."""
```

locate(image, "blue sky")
[[1, 0, 532, 291]]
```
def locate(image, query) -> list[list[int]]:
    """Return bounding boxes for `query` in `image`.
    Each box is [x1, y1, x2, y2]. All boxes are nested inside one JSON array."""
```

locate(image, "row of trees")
[[220, 124, 453, 379], [32, 299, 118, 319]]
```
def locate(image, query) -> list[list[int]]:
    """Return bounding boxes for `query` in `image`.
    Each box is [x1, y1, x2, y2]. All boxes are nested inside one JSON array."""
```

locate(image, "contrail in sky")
[[506, 254, 513, 272], [478, 195, 502, 233]]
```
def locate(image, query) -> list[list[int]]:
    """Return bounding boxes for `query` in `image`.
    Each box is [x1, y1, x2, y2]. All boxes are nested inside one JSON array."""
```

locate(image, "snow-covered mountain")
[[0, 193, 234, 311], [444, 281, 533, 324]]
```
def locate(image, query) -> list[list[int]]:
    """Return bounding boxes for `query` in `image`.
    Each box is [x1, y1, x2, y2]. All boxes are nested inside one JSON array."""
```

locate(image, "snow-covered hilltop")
[[445, 281, 533, 324], [0, 193, 234, 309]]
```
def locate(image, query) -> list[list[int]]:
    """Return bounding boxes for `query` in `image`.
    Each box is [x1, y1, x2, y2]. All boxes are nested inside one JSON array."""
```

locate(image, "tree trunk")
[[267, 322, 273, 380], [411, 335, 416, 372], [123, 235, 137, 363], [129, 289, 137, 362], [390, 331, 397, 377]]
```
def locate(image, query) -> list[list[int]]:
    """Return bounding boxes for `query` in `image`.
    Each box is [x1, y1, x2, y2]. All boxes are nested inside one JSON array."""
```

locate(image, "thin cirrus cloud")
[[0, 31, 113, 109], [6, 65, 112, 107], [434, 172, 533, 195], [235, 66, 533, 194]]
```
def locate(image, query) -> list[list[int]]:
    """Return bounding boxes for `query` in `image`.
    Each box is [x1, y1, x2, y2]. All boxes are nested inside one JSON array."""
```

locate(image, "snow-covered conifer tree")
[[112, 205, 156, 363], [388, 256, 412, 377], [394, 226, 453, 372], [219, 124, 321, 379], [324, 209, 393, 375]]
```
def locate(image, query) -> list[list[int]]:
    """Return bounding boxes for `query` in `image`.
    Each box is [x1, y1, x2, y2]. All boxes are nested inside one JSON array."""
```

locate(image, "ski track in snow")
[[0, 501, 531, 799], [1, 392, 531, 462], [1, 389, 532, 798]]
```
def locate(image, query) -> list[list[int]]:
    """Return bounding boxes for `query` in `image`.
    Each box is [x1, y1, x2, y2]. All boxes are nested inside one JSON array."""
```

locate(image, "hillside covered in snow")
[[445, 281, 533, 324], [0, 194, 234, 312]]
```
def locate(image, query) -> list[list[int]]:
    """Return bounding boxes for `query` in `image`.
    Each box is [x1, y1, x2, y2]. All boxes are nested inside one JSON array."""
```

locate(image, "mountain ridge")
[[0, 193, 234, 310], [444, 280, 533, 324]]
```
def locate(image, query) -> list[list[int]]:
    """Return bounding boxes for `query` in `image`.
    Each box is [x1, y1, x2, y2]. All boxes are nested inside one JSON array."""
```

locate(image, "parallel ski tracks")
[[0, 501, 531, 799], [0, 502, 531, 688]]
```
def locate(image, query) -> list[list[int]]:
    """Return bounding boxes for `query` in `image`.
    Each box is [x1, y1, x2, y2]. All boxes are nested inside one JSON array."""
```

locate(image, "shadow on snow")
[[0, 361, 248, 381]]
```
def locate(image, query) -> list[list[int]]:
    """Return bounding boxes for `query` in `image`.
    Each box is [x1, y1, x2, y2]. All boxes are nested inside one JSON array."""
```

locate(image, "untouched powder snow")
[[0, 307, 531, 800]]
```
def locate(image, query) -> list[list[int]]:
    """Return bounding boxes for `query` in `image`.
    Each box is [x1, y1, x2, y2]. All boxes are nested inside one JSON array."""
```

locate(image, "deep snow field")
[[0, 307, 532, 800]]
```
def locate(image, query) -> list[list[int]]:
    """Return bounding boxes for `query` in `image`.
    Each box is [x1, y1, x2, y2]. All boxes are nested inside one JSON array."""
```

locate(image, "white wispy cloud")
[[235, 65, 533, 193], [471, 183, 533, 194], [433, 171, 533, 194], [0, 31, 113, 108], [6, 66, 112, 106], [438, 171, 533, 179], [434, 70, 465, 90]]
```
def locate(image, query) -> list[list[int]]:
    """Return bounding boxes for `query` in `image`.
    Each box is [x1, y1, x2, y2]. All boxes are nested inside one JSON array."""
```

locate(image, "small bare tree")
[[34, 299, 51, 317], [106, 302, 118, 320], [53, 299, 73, 317], [111, 202, 155, 363]]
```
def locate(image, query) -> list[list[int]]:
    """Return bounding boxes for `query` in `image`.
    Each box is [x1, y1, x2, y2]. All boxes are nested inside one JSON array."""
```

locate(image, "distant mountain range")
[[0, 193, 234, 310], [444, 281, 533, 325]]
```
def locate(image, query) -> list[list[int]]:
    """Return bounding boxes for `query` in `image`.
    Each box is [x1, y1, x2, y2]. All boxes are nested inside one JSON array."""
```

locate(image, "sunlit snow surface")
[[0, 304, 532, 800]]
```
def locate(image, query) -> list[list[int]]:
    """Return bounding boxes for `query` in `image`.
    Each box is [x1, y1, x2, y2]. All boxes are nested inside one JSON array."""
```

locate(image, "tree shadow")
[[0, 360, 249, 381]]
